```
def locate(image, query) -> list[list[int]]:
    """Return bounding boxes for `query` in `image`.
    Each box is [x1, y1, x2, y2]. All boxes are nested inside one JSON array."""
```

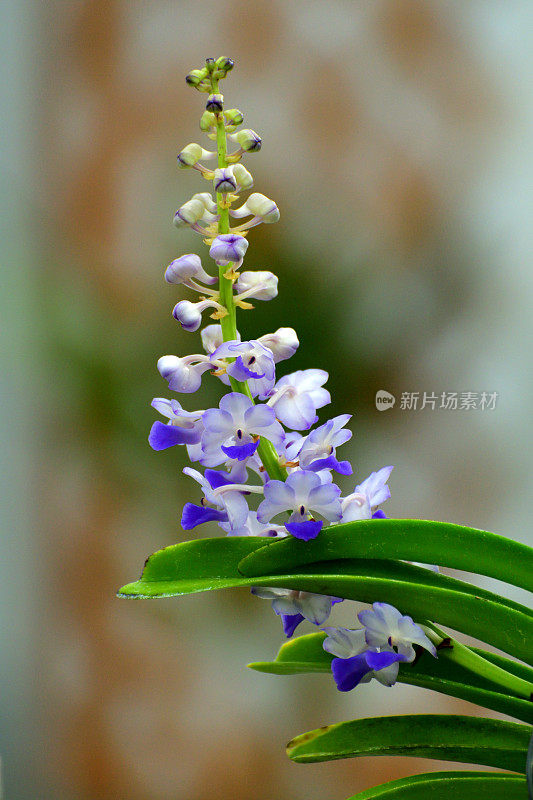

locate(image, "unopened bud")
[[224, 108, 244, 128], [201, 324, 224, 354], [247, 193, 279, 222], [232, 192, 279, 223], [213, 167, 237, 194], [231, 128, 262, 152], [258, 328, 299, 363], [215, 56, 234, 74], [185, 68, 208, 88], [200, 110, 216, 132], [177, 142, 214, 168], [232, 163, 253, 190], [172, 300, 203, 332], [236, 271, 278, 301], [191, 192, 218, 214], [173, 198, 206, 227], [209, 233, 249, 264], [206, 93, 223, 114], [164, 254, 217, 285]]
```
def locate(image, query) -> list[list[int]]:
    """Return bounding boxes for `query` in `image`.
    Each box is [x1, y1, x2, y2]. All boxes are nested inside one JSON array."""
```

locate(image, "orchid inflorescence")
[[148, 55, 437, 693]]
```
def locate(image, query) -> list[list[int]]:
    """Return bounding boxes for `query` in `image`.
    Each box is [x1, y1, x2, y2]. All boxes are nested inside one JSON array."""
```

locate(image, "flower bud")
[[258, 328, 299, 363], [236, 271, 278, 300], [224, 108, 244, 131], [177, 143, 214, 169], [209, 233, 249, 264], [201, 324, 224, 354], [215, 56, 234, 74], [232, 163, 253, 190], [200, 111, 216, 132], [191, 192, 218, 214], [206, 93, 223, 114], [172, 300, 203, 332], [185, 68, 208, 87], [201, 325, 242, 359], [213, 167, 237, 194], [231, 129, 262, 152], [247, 193, 279, 222], [231, 193, 279, 223], [164, 254, 217, 285], [173, 198, 206, 228]]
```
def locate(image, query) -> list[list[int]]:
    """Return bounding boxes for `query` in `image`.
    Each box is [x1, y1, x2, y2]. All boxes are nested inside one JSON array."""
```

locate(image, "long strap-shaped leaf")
[[344, 771, 528, 799], [118, 538, 533, 663], [237, 519, 533, 593], [248, 632, 533, 723], [286, 714, 532, 773]]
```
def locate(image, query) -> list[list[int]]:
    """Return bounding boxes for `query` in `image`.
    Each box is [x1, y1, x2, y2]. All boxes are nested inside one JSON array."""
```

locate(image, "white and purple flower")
[[257, 470, 342, 540], [358, 602, 437, 661], [202, 392, 285, 463], [148, 398, 204, 451], [341, 466, 393, 522], [322, 603, 436, 692], [181, 467, 252, 533], [294, 414, 353, 476], [252, 588, 342, 638], [211, 339, 276, 399], [267, 369, 331, 430], [322, 626, 407, 691]]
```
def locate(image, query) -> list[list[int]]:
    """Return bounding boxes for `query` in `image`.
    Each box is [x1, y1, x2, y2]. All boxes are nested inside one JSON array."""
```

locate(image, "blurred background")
[[2, 1, 533, 798]]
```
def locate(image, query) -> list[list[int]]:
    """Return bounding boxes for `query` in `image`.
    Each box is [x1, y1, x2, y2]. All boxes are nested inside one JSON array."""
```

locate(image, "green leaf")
[[249, 633, 533, 723], [119, 536, 533, 661], [237, 519, 533, 593], [286, 714, 532, 773], [118, 538, 533, 664], [344, 771, 528, 799]]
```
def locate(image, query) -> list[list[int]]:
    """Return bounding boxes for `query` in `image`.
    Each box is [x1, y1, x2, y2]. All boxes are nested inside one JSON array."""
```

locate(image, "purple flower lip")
[[281, 613, 305, 638], [181, 503, 227, 530], [221, 440, 260, 461], [285, 519, 323, 541], [148, 421, 201, 451]]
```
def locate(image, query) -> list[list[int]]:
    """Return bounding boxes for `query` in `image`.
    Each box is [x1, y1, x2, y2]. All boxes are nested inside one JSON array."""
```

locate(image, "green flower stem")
[[211, 75, 286, 482], [424, 622, 533, 701]]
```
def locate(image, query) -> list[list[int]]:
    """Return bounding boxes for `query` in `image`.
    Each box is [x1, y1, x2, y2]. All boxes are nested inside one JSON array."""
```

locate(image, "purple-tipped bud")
[[177, 143, 214, 169], [185, 68, 208, 87], [173, 198, 206, 227], [177, 143, 203, 168], [206, 93, 224, 114], [164, 254, 217, 285], [215, 56, 234, 74], [213, 167, 237, 194], [224, 108, 244, 129], [172, 300, 203, 332], [209, 233, 249, 264], [246, 193, 279, 222], [232, 129, 262, 152]]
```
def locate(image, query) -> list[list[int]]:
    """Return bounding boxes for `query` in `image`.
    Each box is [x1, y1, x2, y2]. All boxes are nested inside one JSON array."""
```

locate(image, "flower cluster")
[[149, 57, 436, 693]]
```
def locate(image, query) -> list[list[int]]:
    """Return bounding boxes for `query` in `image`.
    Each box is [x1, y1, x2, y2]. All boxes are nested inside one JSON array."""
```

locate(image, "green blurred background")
[[2, 1, 532, 798]]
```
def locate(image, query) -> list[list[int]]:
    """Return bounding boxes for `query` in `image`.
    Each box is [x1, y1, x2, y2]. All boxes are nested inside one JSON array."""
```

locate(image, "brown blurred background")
[[2, 1, 533, 798]]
